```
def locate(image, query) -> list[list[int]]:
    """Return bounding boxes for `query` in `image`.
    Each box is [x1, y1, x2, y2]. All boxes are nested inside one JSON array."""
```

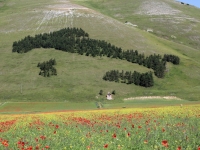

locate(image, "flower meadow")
[[0, 105, 200, 150]]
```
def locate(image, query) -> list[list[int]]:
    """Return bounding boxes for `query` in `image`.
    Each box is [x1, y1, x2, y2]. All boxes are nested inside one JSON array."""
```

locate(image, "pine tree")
[[99, 90, 103, 95], [37, 62, 40, 67], [112, 90, 116, 95], [154, 63, 165, 78]]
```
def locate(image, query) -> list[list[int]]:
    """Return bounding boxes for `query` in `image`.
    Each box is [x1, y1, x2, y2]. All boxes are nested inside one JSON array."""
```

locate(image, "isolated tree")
[[37, 58, 57, 77], [112, 90, 116, 95], [99, 90, 103, 95]]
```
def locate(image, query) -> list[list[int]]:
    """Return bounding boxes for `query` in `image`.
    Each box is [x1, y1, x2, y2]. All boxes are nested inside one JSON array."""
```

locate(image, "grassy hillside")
[[73, 0, 200, 50], [0, 0, 200, 102]]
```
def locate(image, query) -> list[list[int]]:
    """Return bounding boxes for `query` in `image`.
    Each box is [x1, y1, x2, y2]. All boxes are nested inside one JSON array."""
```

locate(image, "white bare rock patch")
[[124, 96, 182, 101], [171, 35, 176, 39], [189, 36, 200, 42], [136, 0, 181, 15], [40, 1, 103, 22], [147, 28, 153, 32], [125, 22, 138, 27], [48, 3, 88, 11], [34, 1, 104, 31]]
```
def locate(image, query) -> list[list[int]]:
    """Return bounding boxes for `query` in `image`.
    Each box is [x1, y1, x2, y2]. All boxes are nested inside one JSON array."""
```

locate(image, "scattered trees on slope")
[[103, 70, 154, 87], [37, 59, 57, 77], [12, 28, 180, 86], [163, 54, 180, 65]]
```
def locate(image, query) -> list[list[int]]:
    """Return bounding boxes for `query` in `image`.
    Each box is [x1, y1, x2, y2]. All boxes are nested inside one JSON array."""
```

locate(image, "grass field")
[[0, 99, 199, 114], [0, 0, 200, 102]]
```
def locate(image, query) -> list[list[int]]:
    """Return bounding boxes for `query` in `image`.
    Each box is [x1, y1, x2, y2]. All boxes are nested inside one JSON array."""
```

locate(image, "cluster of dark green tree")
[[103, 70, 154, 87], [122, 51, 167, 78], [12, 27, 180, 78], [12, 28, 89, 53], [37, 59, 57, 77], [163, 54, 180, 65]]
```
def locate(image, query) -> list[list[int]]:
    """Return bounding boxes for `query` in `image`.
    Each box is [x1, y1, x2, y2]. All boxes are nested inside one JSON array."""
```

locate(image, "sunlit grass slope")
[[73, 0, 200, 50], [0, 0, 200, 102]]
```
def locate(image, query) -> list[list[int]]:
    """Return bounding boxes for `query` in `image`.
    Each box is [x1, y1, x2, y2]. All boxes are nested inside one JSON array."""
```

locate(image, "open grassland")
[[0, 99, 199, 114], [0, 105, 200, 149], [0, 0, 200, 102]]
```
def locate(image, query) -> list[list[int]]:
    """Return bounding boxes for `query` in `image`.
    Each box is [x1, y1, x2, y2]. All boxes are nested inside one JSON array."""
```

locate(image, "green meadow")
[[0, 99, 199, 114]]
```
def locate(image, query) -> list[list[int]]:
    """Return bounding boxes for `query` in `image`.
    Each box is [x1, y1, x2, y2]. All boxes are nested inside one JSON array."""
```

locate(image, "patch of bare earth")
[[135, 0, 181, 15], [124, 96, 182, 101]]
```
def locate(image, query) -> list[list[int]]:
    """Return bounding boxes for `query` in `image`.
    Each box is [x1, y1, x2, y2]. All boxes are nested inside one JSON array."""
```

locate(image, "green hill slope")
[[73, 0, 200, 50], [0, 0, 200, 102]]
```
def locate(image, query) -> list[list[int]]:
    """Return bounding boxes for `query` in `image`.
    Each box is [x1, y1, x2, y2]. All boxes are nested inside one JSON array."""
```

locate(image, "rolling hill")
[[0, 0, 200, 102]]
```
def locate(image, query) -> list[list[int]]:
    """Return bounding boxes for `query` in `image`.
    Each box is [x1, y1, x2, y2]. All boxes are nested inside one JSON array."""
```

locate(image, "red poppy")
[[138, 126, 142, 129], [162, 128, 165, 132], [177, 146, 181, 150], [26, 146, 33, 150], [45, 145, 50, 149], [17, 141, 25, 148], [40, 135, 46, 140], [2, 140, 9, 147], [104, 144, 108, 148], [132, 124, 134, 128], [198, 146, 200, 150], [127, 132, 131, 137], [35, 145, 40, 150], [162, 140, 169, 148], [112, 133, 117, 138]]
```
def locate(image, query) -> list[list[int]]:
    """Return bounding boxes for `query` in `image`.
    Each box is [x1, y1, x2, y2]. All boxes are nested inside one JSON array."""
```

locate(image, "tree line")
[[103, 70, 154, 87], [12, 27, 180, 79], [163, 54, 180, 65], [37, 59, 57, 77]]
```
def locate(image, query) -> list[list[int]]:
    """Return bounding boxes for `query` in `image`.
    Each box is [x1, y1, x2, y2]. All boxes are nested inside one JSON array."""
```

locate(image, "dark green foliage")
[[103, 70, 154, 87], [163, 54, 180, 65], [37, 59, 57, 77], [99, 90, 103, 95], [112, 90, 116, 95], [12, 28, 179, 78]]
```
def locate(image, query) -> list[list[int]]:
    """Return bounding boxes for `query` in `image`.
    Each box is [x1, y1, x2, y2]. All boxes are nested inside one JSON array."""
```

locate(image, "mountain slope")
[[73, 0, 200, 50], [0, 0, 200, 102]]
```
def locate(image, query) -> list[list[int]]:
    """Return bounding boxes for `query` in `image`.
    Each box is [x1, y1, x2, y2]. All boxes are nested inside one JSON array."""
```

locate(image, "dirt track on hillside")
[[124, 96, 182, 101]]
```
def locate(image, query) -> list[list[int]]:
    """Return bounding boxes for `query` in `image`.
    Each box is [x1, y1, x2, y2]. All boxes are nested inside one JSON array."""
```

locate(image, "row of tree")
[[121, 51, 166, 78], [163, 54, 180, 65], [12, 28, 89, 53], [37, 59, 57, 77], [103, 70, 154, 87], [12, 27, 180, 79]]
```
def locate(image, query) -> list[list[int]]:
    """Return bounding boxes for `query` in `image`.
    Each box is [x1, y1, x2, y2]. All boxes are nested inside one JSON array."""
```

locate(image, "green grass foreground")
[[0, 105, 200, 149]]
